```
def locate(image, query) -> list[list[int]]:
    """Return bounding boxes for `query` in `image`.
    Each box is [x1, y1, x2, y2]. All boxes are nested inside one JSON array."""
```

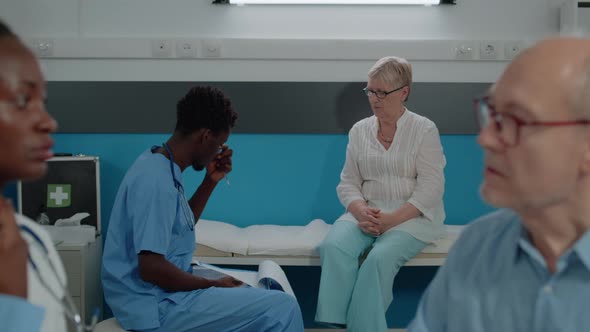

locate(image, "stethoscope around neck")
[[163, 143, 196, 231], [19, 224, 100, 332]]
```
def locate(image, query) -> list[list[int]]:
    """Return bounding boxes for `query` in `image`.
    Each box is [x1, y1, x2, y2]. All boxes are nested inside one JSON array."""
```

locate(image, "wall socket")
[[504, 41, 525, 60], [176, 40, 198, 58], [202, 39, 222, 58], [479, 41, 502, 60], [32, 39, 54, 57], [151, 39, 172, 58], [454, 42, 475, 60]]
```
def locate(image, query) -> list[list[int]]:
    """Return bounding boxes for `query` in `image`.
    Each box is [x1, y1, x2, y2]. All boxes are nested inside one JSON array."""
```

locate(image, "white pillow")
[[195, 219, 248, 255], [246, 219, 331, 256]]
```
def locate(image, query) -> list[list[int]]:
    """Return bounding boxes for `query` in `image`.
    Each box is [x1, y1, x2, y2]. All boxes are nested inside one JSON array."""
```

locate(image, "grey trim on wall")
[[48, 82, 490, 134]]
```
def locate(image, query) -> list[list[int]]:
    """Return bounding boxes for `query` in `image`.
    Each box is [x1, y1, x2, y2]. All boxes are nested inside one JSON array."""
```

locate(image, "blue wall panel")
[[52, 133, 494, 234]]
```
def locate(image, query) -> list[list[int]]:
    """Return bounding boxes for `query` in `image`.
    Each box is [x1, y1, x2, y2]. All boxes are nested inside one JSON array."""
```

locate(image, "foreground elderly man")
[[409, 37, 590, 331]]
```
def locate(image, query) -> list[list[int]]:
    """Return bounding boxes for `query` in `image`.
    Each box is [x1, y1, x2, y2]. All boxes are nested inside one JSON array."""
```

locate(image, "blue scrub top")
[[102, 148, 196, 331]]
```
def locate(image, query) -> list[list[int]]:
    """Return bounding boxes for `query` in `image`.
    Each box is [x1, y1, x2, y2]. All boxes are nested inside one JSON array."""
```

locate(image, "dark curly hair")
[[175, 86, 238, 136], [0, 19, 15, 38]]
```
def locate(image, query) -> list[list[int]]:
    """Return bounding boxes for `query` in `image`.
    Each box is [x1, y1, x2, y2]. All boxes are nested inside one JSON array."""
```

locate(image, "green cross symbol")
[[47, 184, 71, 208]]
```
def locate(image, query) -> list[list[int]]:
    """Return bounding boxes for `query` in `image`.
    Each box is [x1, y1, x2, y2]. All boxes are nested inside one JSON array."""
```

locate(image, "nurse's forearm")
[[138, 252, 216, 291], [187, 177, 216, 224]]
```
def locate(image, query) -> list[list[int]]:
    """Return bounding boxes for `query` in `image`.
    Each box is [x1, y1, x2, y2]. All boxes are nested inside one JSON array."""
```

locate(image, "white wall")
[[0, 0, 563, 82], [578, 6, 590, 35]]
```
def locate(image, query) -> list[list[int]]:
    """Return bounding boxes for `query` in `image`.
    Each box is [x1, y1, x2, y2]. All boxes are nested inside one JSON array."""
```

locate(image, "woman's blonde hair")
[[368, 56, 412, 101]]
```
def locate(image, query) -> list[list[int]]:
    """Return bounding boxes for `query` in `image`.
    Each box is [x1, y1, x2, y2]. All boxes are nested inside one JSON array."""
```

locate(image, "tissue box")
[[42, 225, 96, 245], [18, 156, 101, 235]]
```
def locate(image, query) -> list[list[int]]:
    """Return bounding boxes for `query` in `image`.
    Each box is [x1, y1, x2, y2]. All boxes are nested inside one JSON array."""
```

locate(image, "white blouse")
[[336, 109, 446, 243], [19, 214, 68, 332]]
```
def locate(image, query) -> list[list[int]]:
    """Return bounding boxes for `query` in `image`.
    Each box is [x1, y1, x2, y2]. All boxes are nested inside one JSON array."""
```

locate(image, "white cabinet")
[[57, 238, 102, 332]]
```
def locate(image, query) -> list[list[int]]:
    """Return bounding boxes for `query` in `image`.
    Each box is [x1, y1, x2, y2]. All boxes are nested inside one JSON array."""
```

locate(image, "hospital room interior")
[[1, 0, 589, 331]]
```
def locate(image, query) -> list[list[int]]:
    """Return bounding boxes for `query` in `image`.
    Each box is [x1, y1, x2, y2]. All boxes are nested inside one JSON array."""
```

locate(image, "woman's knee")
[[319, 222, 364, 255], [318, 234, 341, 256], [361, 249, 405, 272]]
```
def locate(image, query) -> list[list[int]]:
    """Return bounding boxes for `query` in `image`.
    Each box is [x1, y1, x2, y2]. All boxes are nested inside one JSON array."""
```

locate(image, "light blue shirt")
[[409, 209, 590, 332], [0, 294, 44, 331], [102, 148, 195, 331]]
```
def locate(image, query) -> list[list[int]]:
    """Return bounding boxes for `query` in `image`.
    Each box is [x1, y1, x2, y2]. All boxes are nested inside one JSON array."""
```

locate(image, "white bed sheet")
[[195, 219, 465, 256], [422, 225, 465, 253]]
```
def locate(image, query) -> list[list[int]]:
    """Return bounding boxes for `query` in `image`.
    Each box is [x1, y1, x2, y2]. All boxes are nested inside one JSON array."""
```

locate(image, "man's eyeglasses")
[[363, 85, 405, 99], [474, 96, 590, 147]]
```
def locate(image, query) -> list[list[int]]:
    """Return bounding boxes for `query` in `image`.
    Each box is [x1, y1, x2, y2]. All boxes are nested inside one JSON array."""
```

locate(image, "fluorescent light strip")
[[229, 0, 441, 5]]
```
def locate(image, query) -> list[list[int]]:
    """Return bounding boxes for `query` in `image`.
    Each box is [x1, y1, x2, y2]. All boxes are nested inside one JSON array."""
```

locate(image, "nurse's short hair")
[[175, 86, 238, 136], [368, 56, 413, 102]]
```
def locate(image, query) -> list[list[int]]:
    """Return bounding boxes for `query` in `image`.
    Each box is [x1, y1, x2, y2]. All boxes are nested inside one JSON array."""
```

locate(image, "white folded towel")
[[246, 219, 331, 256], [195, 219, 330, 256]]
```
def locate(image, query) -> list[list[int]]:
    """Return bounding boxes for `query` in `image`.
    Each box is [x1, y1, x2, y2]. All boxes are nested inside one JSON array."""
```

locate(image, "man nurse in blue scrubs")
[[102, 86, 304, 332]]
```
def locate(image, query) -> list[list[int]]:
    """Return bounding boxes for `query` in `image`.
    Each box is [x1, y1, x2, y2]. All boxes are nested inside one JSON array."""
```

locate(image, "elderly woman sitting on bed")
[[315, 56, 446, 332]]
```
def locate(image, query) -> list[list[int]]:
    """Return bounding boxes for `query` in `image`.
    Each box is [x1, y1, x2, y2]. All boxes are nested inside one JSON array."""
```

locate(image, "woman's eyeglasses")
[[363, 85, 405, 99]]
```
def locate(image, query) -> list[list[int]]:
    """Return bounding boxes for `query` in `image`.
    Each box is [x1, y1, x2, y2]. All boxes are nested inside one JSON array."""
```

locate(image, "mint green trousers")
[[315, 220, 427, 332]]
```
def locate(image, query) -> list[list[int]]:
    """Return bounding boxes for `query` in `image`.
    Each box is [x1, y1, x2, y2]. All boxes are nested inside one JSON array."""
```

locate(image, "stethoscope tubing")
[[163, 143, 195, 231], [20, 224, 98, 332]]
